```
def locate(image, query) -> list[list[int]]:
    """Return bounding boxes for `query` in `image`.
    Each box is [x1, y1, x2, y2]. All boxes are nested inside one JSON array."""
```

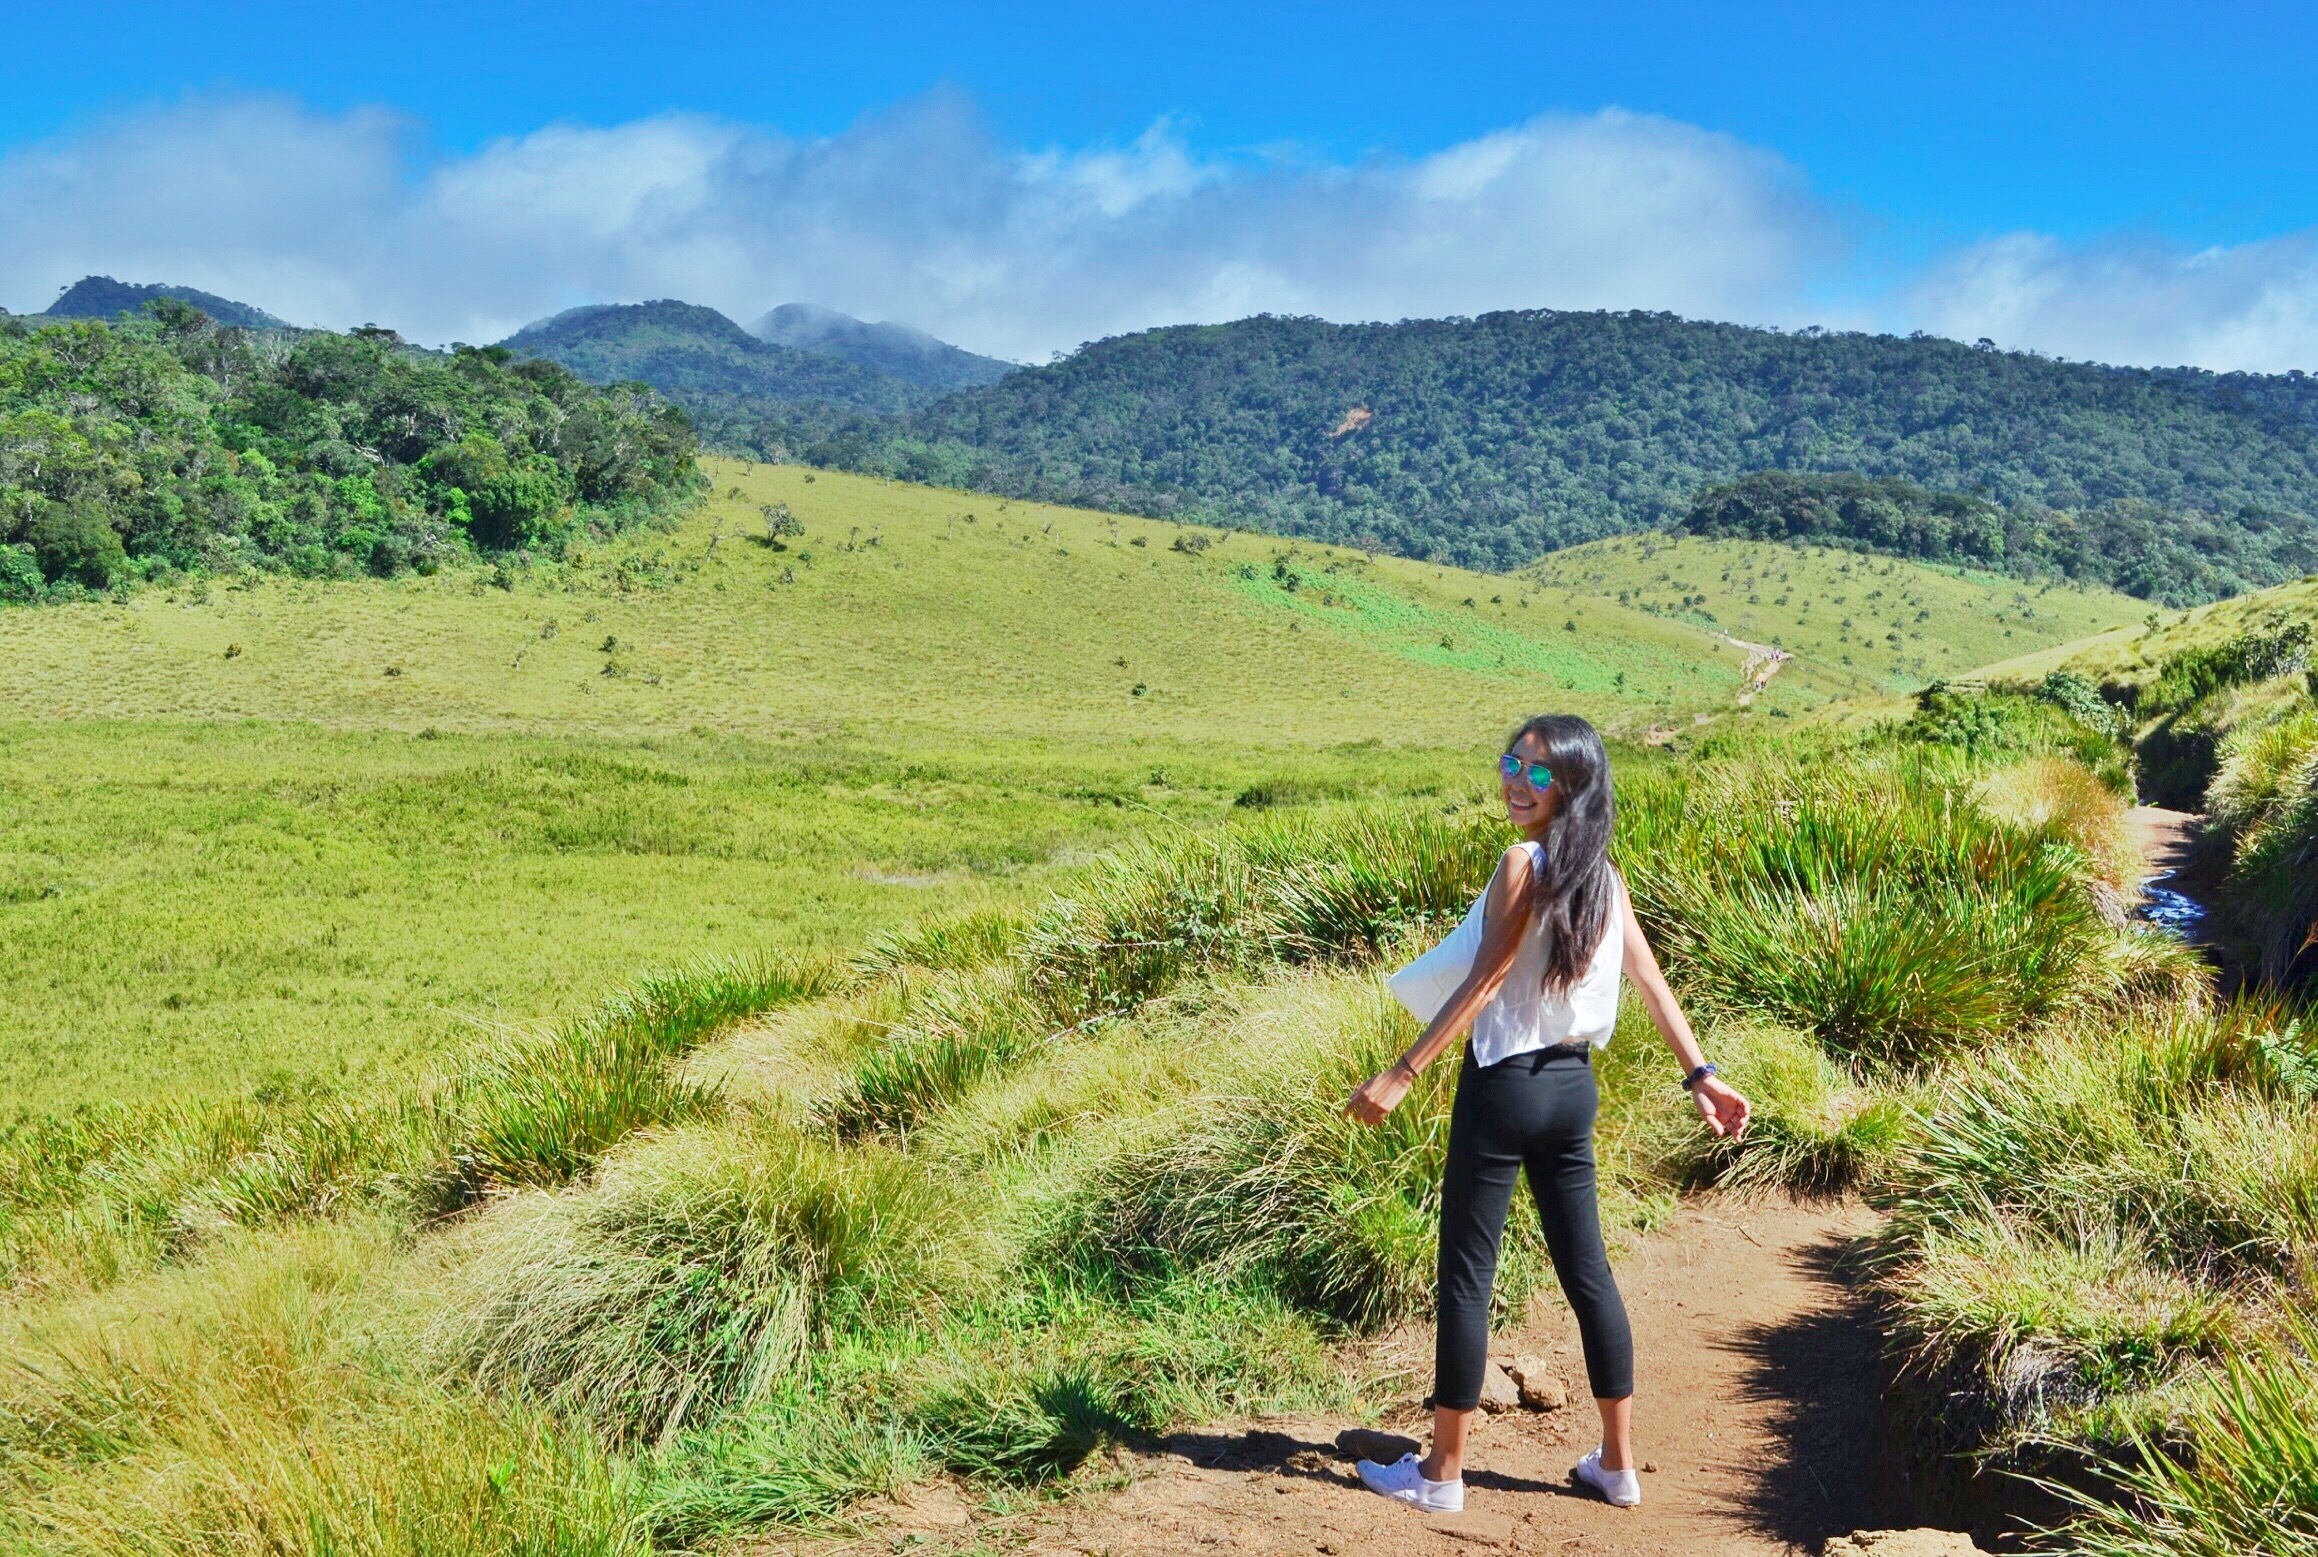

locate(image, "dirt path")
[[2126, 805, 2202, 881], [1728, 635, 1793, 707], [783, 1197, 1960, 1556]]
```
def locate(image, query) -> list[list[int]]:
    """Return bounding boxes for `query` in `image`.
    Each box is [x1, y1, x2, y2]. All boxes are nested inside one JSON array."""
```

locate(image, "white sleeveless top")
[[1468, 841, 1624, 1066]]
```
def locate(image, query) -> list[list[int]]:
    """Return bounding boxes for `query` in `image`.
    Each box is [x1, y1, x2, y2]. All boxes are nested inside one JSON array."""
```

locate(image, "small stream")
[[2136, 870, 2209, 939]]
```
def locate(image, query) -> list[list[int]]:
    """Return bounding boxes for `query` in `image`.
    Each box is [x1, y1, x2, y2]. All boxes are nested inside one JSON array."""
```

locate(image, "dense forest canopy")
[[1681, 470, 2318, 605], [749, 309, 2318, 600], [0, 302, 697, 602]]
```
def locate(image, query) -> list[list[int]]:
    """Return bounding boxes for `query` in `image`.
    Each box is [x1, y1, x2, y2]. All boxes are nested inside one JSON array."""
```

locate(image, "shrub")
[[25, 498, 129, 589]]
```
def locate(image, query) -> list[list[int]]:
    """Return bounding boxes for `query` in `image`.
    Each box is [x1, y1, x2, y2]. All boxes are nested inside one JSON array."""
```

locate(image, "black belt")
[[1467, 1041, 1592, 1071]]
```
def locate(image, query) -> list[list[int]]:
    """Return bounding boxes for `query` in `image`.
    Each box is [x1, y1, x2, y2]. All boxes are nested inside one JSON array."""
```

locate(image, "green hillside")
[[1527, 532, 2143, 696], [502, 301, 928, 416], [0, 462, 1788, 746], [771, 310, 2318, 594], [0, 307, 697, 601]]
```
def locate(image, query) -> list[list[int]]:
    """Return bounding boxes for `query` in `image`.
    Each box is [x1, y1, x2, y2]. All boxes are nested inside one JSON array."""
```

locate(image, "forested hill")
[[44, 275, 289, 331], [1, 305, 696, 603], [789, 309, 2318, 591], [502, 301, 930, 418]]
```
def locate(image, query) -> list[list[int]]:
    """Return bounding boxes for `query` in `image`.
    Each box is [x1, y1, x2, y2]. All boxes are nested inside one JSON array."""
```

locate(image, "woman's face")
[[1501, 730, 1559, 832]]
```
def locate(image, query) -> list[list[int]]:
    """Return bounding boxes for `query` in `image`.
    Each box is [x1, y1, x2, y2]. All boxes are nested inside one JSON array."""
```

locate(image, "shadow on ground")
[[1715, 1230, 1922, 1546]]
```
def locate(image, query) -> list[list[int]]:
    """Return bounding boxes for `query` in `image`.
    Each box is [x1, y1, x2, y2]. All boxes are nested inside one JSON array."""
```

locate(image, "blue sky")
[[7, 1, 2318, 368]]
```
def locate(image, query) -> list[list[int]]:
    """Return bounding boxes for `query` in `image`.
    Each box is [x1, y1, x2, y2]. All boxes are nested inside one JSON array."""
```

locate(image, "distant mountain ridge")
[[500, 300, 922, 416], [43, 276, 289, 330], [751, 303, 1013, 392], [777, 309, 2318, 601]]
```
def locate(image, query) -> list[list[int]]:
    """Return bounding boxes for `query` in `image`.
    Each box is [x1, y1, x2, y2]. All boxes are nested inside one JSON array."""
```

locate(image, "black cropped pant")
[[1434, 1044, 1634, 1409]]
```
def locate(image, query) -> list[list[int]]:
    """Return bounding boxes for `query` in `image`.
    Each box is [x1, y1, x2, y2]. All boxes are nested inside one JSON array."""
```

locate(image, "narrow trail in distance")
[[783, 1198, 1977, 1556]]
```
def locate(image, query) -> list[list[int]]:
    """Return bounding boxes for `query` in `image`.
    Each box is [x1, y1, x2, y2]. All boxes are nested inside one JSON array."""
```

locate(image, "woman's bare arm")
[[1343, 844, 1534, 1123]]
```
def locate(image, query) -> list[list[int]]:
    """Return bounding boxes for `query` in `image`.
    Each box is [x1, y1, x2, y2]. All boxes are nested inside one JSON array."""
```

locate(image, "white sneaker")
[[1573, 1446, 1641, 1507], [1355, 1452, 1465, 1512]]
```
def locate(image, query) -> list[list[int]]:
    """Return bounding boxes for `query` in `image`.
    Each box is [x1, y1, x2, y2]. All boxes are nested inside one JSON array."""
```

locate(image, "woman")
[[1343, 714, 1750, 1513]]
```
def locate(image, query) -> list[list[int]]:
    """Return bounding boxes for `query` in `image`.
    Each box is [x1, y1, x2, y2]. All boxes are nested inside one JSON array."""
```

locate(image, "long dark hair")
[[1506, 714, 1617, 994]]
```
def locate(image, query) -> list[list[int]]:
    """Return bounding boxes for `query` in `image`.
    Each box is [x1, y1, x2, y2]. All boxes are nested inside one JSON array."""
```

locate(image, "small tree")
[[761, 503, 804, 550]]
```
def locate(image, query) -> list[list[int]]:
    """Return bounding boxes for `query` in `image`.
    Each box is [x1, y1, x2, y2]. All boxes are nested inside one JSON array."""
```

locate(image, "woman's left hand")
[[1344, 1065, 1413, 1125], [1692, 1074, 1751, 1139]]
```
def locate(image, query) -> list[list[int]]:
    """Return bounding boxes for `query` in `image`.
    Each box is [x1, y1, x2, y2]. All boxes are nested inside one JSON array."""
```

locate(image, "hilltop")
[[752, 301, 1014, 391], [774, 309, 2318, 595], [39, 273, 289, 330], [500, 299, 923, 415]]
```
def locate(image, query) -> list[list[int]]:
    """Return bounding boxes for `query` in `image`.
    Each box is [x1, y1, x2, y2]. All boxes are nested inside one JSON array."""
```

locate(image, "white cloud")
[[14, 91, 2315, 373], [1908, 229, 2318, 374], [0, 93, 1832, 359]]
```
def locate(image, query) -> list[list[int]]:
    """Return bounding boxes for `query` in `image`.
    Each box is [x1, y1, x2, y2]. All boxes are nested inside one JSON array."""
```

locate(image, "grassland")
[[0, 460, 1774, 746], [0, 464, 2150, 1106], [4, 455, 2309, 1553], [2, 458, 1786, 1110], [1, 723, 1403, 1108], [1527, 532, 2143, 694], [10, 726, 2291, 1555]]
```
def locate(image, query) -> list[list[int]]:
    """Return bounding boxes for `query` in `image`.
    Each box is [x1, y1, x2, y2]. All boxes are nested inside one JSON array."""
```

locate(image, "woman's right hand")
[[1343, 1063, 1414, 1125], [1692, 1073, 1751, 1139]]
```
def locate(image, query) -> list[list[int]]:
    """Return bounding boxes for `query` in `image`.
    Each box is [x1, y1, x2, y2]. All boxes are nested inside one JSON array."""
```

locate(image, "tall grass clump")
[[1654, 1023, 1917, 1193], [1021, 804, 1504, 1025], [2051, 1316, 2318, 1557], [1620, 752, 2108, 1064], [1875, 1001, 2318, 1448], [447, 1115, 959, 1445], [451, 951, 833, 1189], [2205, 695, 2318, 987], [1058, 979, 1545, 1329], [0, 1221, 642, 1557]]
